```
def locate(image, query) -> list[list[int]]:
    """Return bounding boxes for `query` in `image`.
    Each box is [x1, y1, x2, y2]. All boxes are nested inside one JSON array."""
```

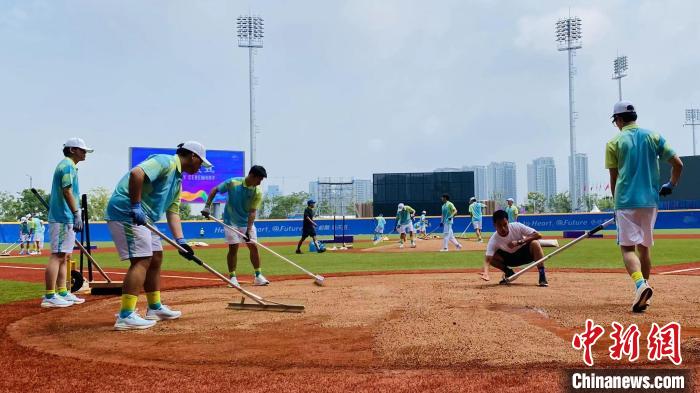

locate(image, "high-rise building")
[[266, 184, 281, 198], [308, 181, 319, 201], [353, 179, 373, 203], [487, 162, 517, 202], [462, 165, 488, 200], [527, 157, 557, 200], [569, 153, 589, 210]]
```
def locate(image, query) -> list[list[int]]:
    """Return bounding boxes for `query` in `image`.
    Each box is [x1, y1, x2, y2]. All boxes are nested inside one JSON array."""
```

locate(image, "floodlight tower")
[[685, 108, 700, 156], [556, 16, 582, 211], [612, 55, 628, 101], [236, 15, 264, 167]]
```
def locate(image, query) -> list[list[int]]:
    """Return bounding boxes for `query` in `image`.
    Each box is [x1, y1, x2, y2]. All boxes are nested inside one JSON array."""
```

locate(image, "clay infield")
[[3, 272, 699, 392]]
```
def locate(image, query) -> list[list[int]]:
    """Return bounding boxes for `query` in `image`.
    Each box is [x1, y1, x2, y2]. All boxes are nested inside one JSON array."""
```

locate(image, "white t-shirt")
[[485, 222, 537, 256]]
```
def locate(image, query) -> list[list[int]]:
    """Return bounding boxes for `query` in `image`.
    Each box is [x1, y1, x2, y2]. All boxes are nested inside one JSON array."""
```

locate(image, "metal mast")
[[556, 16, 582, 211], [236, 15, 264, 168]]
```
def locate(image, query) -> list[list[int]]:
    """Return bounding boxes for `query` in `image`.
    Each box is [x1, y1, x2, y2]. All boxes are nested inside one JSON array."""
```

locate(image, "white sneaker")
[[40, 296, 72, 308], [439, 248, 449, 252], [145, 304, 182, 321], [632, 281, 653, 313], [410, 242, 416, 248], [478, 239, 484, 243], [399, 243, 404, 249], [253, 274, 270, 286], [59, 292, 85, 304], [456, 244, 463, 250], [115, 311, 157, 331], [227, 276, 240, 288]]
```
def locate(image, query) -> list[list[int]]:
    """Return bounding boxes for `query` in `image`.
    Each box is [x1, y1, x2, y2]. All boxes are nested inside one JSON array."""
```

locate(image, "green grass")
[[0, 280, 44, 304]]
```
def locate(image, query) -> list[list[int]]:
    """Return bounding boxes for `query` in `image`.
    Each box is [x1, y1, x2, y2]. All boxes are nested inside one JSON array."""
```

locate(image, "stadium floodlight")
[[685, 108, 700, 155], [612, 55, 629, 101], [555, 16, 583, 211], [236, 15, 264, 167]]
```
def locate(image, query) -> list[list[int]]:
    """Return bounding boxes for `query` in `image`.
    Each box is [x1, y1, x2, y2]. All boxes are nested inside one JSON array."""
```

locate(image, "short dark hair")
[[492, 210, 508, 223], [442, 193, 450, 200], [249, 165, 267, 178], [62, 147, 72, 157], [614, 112, 637, 123]]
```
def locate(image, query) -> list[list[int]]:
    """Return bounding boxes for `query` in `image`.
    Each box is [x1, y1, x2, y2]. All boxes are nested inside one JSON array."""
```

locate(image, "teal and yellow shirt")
[[441, 201, 457, 223], [48, 158, 80, 224], [376, 216, 386, 228], [215, 177, 263, 227], [396, 205, 415, 225], [505, 205, 518, 222], [33, 217, 44, 233], [605, 124, 675, 209], [20, 222, 30, 234], [469, 202, 484, 222], [106, 154, 182, 223]]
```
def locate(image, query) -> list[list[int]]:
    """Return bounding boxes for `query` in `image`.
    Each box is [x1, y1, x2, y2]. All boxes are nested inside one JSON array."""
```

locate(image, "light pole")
[[612, 55, 628, 101], [236, 15, 264, 168], [685, 108, 700, 156], [556, 16, 582, 211]]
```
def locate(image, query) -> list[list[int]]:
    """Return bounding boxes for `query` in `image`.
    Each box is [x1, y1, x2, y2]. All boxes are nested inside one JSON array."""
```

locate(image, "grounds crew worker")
[[202, 165, 269, 287], [295, 199, 326, 254], [606, 101, 683, 312], [106, 141, 211, 330], [41, 138, 92, 308]]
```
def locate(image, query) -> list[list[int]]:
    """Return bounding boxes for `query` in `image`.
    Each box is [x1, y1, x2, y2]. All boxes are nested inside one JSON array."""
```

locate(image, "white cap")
[[612, 101, 636, 116], [397, 203, 405, 211], [20, 217, 27, 222], [26, 213, 32, 218], [179, 141, 212, 168], [506, 198, 514, 202], [422, 210, 426, 214], [469, 196, 476, 202], [64, 137, 94, 153]]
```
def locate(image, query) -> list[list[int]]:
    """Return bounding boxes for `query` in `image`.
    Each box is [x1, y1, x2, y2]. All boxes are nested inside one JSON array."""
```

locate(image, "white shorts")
[[20, 234, 30, 242], [472, 220, 482, 230], [397, 223, 414, 234], [225, 225, 257, 244], [108, 221, 163, 260], [49, 223, 75, 254], [375, 226, 384, 233], [615, 208, 657, 248], [34, 232, 44, 242]]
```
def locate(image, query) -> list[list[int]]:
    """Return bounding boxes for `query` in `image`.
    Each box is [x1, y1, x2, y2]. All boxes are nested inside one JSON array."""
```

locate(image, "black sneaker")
[[538, 276, 549, 287], [499, 269, 515, 285], [317, 248, 326, 253], [295, 249, 302, 254]]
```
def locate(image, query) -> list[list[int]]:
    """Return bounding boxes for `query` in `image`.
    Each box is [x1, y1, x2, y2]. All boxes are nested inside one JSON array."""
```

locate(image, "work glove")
[[176, 238, 195, 260], [659, 182, 674, 197], [72, 209, 84, 232], [130, 202, 147, 226], [201, 205, 211, 218], [243, 229, 252, 243]]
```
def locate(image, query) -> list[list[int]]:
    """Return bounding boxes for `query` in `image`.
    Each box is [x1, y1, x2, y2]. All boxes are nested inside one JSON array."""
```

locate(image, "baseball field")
[[0, 230, 699, 393]]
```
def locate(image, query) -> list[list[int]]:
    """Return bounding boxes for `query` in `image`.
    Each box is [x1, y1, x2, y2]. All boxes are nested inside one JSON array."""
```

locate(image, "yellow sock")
[[229, 271, 236, 278], [57, 287, 68, 296], [119, 294, 138, 318], [146, 291, 161, 310], [630, 271, 645, 288], [45, 289, 55, 299]]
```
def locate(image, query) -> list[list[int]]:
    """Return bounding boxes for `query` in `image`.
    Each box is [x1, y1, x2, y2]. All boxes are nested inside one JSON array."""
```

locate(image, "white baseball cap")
[[422, 210, 426, 214], [179, 141, 212, 168], [26, 213, 32, 218], [612, 101, 636, 116], [64, 137, 94, 153], [397, 203, 405, 211], [506, 198, 514, 202], [20, 217, 26, 222]]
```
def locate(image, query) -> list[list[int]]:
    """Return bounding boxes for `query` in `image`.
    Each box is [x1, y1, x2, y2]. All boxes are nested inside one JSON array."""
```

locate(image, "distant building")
[[266, 184, 281, 198], [308, 181, 319, 201], [462, 165, 488, 200], [487, 161, 517, 203], [353, 179, 372, 203], [527, 157, 557, 200], [433, 167, 461, 172], [569, 153, 589, 210]]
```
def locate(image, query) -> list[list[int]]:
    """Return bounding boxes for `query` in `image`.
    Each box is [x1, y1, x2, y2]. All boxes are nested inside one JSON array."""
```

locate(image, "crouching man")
[[479, 210, 548, 287]]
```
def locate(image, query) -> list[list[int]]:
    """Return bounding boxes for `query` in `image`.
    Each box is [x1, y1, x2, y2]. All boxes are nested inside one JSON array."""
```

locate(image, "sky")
[[2, 0, 699, 203]]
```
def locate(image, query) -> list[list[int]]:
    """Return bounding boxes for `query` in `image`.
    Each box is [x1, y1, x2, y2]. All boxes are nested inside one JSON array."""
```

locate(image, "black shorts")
[[302, 227, 316, 238], [495, 245, 535, 267]]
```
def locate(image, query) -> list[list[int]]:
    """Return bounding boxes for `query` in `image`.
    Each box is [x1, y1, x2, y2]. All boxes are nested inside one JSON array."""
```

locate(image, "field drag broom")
[[0, 240, 21, 256], [31, 188, 122, 295], [504, 217, 615, 284], [204, 214, 326, 286], [144, 223, 304, 312]]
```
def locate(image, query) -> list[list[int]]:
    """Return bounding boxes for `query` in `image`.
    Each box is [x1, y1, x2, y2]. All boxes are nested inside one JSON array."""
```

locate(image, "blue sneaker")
[[114, 311, 157, 331], [145, 304, 182, 321]]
